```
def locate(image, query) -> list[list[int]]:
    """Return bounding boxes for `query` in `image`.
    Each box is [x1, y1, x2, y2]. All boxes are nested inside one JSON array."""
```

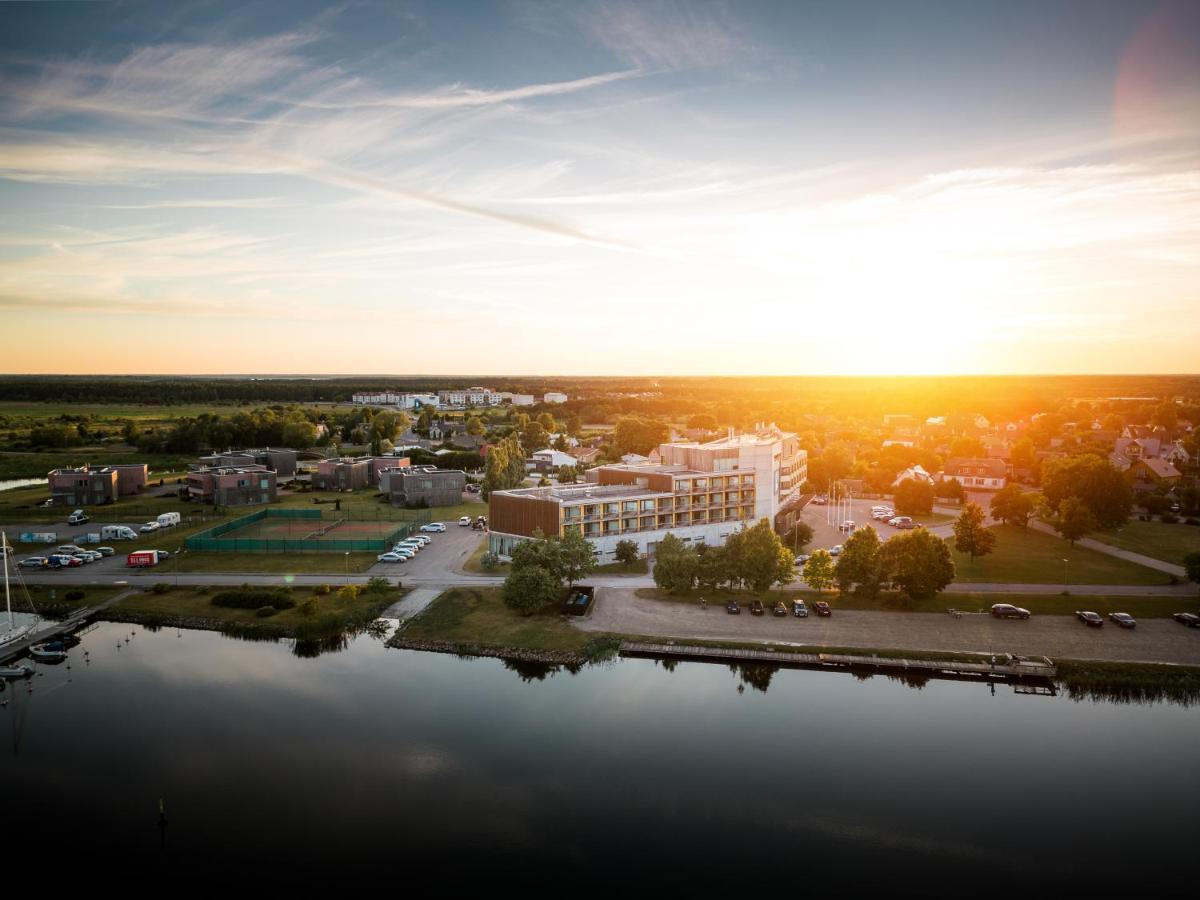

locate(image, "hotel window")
[[640, 499, 655, 513], [623, 501, 638, 513], [604, 503, 619, 516], [622, 517, 637, 530], [694, 478, 708, 491]]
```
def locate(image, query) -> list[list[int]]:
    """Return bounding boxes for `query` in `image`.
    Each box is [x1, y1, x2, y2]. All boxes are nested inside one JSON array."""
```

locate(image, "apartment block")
[[314, 457, 371, 491], [110, 463, 149, 496], [47, 465, 120, 506], [352, 391, 439, 409], [383, 465, 466, 508], [186, 465, 277, 506], [438, 387, 502, 407], [197, 448, 297, 477]]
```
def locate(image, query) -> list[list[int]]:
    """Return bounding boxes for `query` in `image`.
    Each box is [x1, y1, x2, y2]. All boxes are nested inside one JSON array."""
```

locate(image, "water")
[[0, 478, 42, 492], [4, 621, 1198, 886]]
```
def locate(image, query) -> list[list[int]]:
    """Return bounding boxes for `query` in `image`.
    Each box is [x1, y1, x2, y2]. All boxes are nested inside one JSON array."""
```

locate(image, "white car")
[[410, 535, 431, 546], [395, 543, 421, 554], [830, 544, 843, 556], [140, 521, 160, 533], [19, 557, 49, 568], [872, 508, 895, 520], [458, 516, 472, 526], [57, 544, 85, 554], [377, 552, 408, 563], [420, 523, 446, 533], [391, 546, 417, 557]]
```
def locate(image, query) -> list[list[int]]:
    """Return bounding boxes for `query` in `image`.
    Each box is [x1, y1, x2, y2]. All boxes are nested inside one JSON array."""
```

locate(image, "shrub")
[[152, 582, 170, 595], [65, 589, 85, 602], [480, 552, 500, 571], [337, 584, 361, 603], [211, 589, 295, 610], [313, 583, 332, 595], [365, 576, 391, 594], [299, 597, 319, 616], [1160, 514, 1179, 524], [255, 606, 277, 618]]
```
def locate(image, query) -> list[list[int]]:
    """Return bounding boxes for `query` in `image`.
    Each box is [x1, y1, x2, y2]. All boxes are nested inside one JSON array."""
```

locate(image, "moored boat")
[[29, 640, 68, 663]]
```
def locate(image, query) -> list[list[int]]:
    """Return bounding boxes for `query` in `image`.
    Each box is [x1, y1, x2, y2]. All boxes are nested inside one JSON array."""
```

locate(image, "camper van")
[[156, 511, 181, 528], [67, 509, 89, 526], [101, 525, 138, 541]]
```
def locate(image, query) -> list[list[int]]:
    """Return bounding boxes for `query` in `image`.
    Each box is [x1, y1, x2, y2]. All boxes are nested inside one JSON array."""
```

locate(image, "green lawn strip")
[[109, 585, 403, 636], [0, 449, 196, 482], [1091, 520, 1200, 567], [913, 512, 954, 526], [461, 536, 508, 574], [947, 524, 1169, 585], [172, 551, 379, 574], [632, 587, 1194, 618], [594, 558, 648, 575], [400, 587, 590, 654], [10, 583, 130, 616]]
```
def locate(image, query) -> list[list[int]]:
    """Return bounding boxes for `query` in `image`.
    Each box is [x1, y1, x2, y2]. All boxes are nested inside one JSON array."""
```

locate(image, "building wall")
[[489, 519, 751, 563], [488, 491, 562, 539], [48, 468, 119, 506], [388, 469, 465, 507]]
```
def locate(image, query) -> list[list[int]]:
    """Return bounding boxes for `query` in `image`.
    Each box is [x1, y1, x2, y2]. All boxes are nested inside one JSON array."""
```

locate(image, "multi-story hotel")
[[488, 424, 806, 562]]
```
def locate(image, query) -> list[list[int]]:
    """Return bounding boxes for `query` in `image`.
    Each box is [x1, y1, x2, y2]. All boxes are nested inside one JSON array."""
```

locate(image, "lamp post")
[[1063, 557, 1069, 591], [344, 551, 350, 586]]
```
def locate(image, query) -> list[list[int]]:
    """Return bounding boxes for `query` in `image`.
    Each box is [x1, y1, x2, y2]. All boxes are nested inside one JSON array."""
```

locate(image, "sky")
[[0, 0, 1197, 376]]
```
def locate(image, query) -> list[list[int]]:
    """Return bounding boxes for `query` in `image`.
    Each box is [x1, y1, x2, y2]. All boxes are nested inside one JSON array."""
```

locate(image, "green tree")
[[879, 529, 956, 600], [558, 528, 597, 587], [613, 415, 668, 456], [786, 519, 814, 552], [465, 416, 484, 436], [1184, 552, 1200, 589], [121, 419, 140, 445], [949, 436, 986, 458], [1010, 437, 1037, 472], [695, 543, 728, 591], [557, 465, 577, 484], [652, 532, 697, 594], [282, 418, 317, 448], [1053, 497, 1096, 546], [1151, 401, 1178, 431], [503, 564, 562, 615], [614, 539, 640, 569], [802, 549, 836, 593], [893, 479, 934, 516], [536, 412, 556, 432], [686, 413, 717, 431], [566, 414, 582, 437], [734, 519, 795, 593], [952, 501, 996, 562], [1041, 455, 1132, 529], [990, 484, 1036, 527], [552, 433, 570, 452], [835, 526, 884, 597], [482, 434, 526, 499]]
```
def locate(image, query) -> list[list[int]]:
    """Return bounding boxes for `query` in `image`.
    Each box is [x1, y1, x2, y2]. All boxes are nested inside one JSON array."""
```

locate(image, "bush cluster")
[[65, 589, 85, 602]]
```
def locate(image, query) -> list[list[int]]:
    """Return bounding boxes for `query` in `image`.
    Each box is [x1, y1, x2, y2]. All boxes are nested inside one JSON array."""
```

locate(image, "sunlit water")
[[3, 620, 1197, 885]]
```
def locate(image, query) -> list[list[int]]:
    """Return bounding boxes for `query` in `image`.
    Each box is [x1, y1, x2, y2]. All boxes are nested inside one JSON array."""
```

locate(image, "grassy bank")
[[1092, 520, 1200, 567], [172, 551, 379, 574], [1055, 659, 1200, 705], [400, 587, 591, 654], [8, 583, 129, 616], [632, 586, 1194, 618], [948, 524, 1169, 585], [108, 583, 403, 638]]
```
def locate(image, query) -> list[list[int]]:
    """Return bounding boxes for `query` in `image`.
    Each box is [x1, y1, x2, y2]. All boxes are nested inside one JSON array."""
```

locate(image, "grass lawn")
[[402, 587, 590, 654], [462, 535, 508, 574], [949, 524, 1170, 585], [1092, 519, 1200, 566], [913, 512, 954, 526], [111, 584, 402, 634], [172, 551, 379, 574], [10, 583, 130, 614], [0, 449, 196, 481], [632, 586, 1193, 618], [594, 558, 648, 575]]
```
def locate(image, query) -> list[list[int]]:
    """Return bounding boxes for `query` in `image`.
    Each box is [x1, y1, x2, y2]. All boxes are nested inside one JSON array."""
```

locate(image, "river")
[[4, 620, 1197, 886]]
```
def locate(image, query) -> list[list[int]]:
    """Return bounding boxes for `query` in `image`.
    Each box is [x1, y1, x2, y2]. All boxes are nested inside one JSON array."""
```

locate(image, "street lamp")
[[1063, 557, 1069, 591], [344, 551, 350, 586]]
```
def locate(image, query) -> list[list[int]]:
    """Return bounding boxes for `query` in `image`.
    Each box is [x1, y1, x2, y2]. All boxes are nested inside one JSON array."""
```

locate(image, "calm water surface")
[[4, 621, 1198, 885]]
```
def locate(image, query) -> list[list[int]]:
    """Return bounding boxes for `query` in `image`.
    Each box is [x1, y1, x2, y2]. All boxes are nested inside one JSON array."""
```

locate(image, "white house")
[[892, 464, 935, 488], [942, 457, 1007, 491], [543, 392, 568, 404], [530, 448, 579, 470]]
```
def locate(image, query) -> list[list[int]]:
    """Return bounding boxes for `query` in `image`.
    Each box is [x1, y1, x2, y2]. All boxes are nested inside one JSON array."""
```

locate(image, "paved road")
[[574, 588, 1200, 666]]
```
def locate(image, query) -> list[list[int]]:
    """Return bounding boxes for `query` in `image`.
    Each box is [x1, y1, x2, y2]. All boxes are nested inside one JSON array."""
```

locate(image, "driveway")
[[574, 587, 1200, 666]]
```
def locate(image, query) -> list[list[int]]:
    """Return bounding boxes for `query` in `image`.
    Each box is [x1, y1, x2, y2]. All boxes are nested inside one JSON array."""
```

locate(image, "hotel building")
[[488, 425, 806, 562]]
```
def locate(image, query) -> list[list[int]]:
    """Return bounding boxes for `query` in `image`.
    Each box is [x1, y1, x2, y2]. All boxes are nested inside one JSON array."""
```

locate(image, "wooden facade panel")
[[489, 492, 561, 537]]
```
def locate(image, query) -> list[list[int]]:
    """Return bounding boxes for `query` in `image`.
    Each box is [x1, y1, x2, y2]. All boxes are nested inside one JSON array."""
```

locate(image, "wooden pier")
[[619, 641, 1058, 681]]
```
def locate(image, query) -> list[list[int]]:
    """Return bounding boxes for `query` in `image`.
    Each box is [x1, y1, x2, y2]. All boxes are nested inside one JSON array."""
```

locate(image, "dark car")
[[813, 600, 831, 617], [1108, 612, 1137, 628], [991, 603, 1031, 620], [750, 600, 765, 616], [1075, 610, 1103, 628], [773, 601, 787, 617], [725, 600, 741, 615], [1173, 612, 1200, 628], [793, 600, 809, 618]]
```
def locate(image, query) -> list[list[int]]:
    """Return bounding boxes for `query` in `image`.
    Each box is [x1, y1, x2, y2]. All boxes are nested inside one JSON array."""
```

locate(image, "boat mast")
[[2, 531, 11, 630]]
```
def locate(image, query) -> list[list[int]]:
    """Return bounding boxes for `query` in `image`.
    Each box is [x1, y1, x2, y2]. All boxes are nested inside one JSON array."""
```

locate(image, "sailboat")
[[1, 531, 34, 650]]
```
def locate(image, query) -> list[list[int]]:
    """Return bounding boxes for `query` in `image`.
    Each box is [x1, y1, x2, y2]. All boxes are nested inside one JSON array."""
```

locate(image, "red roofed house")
[[1125, 458, 1182, 493]]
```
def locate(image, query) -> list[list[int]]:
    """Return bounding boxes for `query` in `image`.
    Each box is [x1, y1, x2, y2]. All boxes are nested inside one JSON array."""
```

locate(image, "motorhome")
[[156, 512, 181, 528], [101, 525, 138, 540]]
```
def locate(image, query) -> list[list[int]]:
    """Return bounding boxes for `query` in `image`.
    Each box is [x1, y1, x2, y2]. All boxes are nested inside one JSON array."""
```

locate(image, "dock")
[[619, 641, 1058, 681], [1, 589, 134, 664]]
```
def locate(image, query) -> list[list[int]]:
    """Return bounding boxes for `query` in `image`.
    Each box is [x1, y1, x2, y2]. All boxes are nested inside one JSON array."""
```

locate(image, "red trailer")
[[126, 550, 159, 568]]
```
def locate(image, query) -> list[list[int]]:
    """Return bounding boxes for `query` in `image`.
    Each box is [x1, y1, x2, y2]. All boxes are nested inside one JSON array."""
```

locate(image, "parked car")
[[872, 509, 895, 521], [811, 495, 828, 505], [991, 603, 1031, 620], [67, 510, 89, 525], [1108, 612, 1137, 628], [376, 552, 407, 563], [794, 554, 810, 566], [773, 601, 788, 617], [813, 600, 832, 617], [750, 600, 765, 616], [888, 516, 915, 529], [838, 520, 856, 533], [139, 521, 160, 533], [830, 545, 843, 556], [1075, 610, 1104, 628], [792, 600, 809, 618], [391, 547, 416, 558], [19, 557, 49, 568], [96, 546, 116, 557], [458, 516, 472, 526], [57, 544, 85, 555], [420, 523, 446, 533], [1173, 612, 1200, 628], [725, 600, 741, 615]]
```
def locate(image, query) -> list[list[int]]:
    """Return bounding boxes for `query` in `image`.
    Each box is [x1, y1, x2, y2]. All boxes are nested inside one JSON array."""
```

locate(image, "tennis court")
[[186, 508, 423, 553]]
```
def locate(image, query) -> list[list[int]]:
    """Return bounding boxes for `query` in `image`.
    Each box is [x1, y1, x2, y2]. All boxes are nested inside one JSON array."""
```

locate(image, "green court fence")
[[186, 507, 426, 553]]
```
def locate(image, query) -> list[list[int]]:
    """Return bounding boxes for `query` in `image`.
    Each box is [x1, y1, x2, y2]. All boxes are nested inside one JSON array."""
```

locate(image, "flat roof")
[[499, 483, 671, 503]]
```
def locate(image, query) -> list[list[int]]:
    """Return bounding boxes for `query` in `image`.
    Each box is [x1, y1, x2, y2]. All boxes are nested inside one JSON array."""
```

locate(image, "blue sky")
[[1, 0, 1196, 374]]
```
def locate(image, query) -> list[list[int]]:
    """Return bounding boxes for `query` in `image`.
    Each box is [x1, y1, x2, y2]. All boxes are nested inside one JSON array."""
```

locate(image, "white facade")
[[543, 392, 568, 404], [499, 392, 535, 406], [439, 386, 502, 407], [531, 449, 578, 468], [352, 391, 439, 409]]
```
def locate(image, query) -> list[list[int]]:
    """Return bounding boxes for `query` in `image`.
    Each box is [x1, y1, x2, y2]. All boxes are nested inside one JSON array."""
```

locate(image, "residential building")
[[383, 466, 466, 507], [942, 457, 1007, 491], [110, 463, 149, 496], [197, 448, 297, 477], [314, 457, 371, 491], [351, 391, 439, 409], [489, 425, 806, 560], [48, 465, 120, 506], [529, 448, 579, 472], [1125, 458, 1182, 493], [187, 465, 277, 506], [543, 392, 568, 404], [892, 465, 935, 488], [438, 387, 501, 407], [500, 392, 535, 406]]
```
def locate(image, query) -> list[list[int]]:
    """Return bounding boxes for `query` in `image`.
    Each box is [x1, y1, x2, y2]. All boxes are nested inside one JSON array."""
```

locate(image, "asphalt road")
[[575, 588, 1200, 666]]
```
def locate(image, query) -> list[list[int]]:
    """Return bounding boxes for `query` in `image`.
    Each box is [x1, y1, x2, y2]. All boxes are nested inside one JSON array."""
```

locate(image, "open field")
[[1093, 520, 1200, 566], [949, 524, 1170, 585], [0, 449, 195, 481], [401, 587, 591, 654]]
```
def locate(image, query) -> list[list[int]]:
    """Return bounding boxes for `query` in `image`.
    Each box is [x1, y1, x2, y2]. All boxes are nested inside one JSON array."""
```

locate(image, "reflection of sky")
[[0, 1, 1198, 376], [4, 620, 1199, 881]]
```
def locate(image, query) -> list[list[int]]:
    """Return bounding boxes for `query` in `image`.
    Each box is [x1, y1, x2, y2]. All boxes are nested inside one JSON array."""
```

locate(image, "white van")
[[157, 512, 181, 527], [101, 525, 138, 540], [67, 510, 89, 525]]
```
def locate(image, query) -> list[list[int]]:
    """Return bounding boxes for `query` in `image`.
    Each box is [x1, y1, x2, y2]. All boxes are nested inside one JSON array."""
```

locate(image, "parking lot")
[[366, 519, 485, 578], [800, 496, 957, 554]]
